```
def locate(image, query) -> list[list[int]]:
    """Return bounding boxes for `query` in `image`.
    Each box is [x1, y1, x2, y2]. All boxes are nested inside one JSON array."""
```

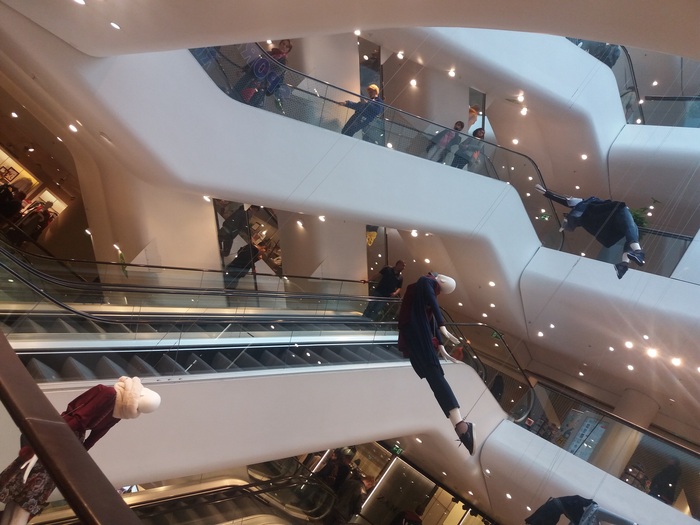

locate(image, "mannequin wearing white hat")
[[397, 273, 475, 455], [0, 377, 160, 525]]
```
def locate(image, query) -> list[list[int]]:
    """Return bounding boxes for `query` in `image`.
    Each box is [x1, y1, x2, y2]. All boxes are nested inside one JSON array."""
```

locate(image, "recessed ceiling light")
[[442, 471, 447, 476], [652, 80, 658, 86], [411, 230, 418, 237], [410, 79, 417, 87], [296, 220, 303, 227], [73, 0, 85, 4], [537, 331, 544, 337], [627, 364, 634, 371], [110, 22, 121, 30], [517, 94, 524, 102], [416, 437, 422, 443], [643, 334, 649, 340], [512, 138, 519, 145], [579, 371, 584, 376], [202, 195, 211, 202], [491, 303, 496, 308], [266, 40, 273, 44], [520, 107, 528, 116], [458, 302, 463, 307], [671, 357, 682, 366], [484, 469, 491, 475], [581, 154, 588, 160], [482, 313, 488, 318], [575, 185, 580, 190], [354, 29, 361, 36], [10, 112, 18, 118], [397, 51, 404, 60], [448, 69, 456, 77], [581, 252, 586, 257], [318, 215, 326, 221], [639, 99, 644, 104], [636, 118, 642, 124], [506, 493, 512, 499], [609, 346, 615, 352], [363, 54, 369, 61], [424, 258, 430, 263], [68, 124, 78, 132], [625, 341, 634, 349], [387, 142, 393, 148], [646, 348, 658, 358]]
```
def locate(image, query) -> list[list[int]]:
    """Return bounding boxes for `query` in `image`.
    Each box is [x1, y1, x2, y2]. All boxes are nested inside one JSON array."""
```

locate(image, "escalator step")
[[232, 352, 265, 369], [318, 347, 349, 363], [95, 356, 128, 379], [338, 347, 366, 363], [127, 356, 160, 377], [155, 355, 189, 376], [26, 358, 60, 382], [48, 318, 79, 333], [185, 353, 216, 374], [212, 352, 239, 371], [258, 349, 287, 368], [61, 356, 97, 380], [12, 317, 47, 333]]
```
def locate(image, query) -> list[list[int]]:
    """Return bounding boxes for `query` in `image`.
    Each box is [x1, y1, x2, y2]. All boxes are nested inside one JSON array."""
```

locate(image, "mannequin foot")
[[627, 249, 645, 266], [534, 183, 546, 194], [615, 262, 628, 279], [455, 420, 474, 455]]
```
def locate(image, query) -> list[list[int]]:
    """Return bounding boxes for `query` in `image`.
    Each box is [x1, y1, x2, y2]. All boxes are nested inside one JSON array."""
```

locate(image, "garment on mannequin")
[[0, 377, 160, 524], [535, 184, 645, 279], [397, 273, 475, 455]]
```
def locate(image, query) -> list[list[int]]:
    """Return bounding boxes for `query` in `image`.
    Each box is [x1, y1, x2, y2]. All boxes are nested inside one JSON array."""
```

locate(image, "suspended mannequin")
[[0, 377, 161, 525], [397, 272, 475, 454]]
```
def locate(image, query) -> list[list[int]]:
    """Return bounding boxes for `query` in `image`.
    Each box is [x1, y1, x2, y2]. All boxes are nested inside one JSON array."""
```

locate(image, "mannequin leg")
[[0, 502, 31, 525]]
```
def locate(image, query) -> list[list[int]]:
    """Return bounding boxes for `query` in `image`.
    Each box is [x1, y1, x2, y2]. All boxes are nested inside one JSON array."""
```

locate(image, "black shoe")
[[615, 262, 628, 279], [456, 421, 474, 455], [627, 249, 645, 266]]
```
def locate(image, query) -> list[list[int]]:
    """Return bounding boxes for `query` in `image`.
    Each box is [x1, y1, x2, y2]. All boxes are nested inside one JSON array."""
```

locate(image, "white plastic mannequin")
[[0, 377, 160, 525]]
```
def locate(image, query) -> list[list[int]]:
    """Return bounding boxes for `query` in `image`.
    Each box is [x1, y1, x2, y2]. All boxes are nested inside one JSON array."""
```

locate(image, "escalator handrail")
[[221, 44, 555, 188], [0, 244, 385, 306]]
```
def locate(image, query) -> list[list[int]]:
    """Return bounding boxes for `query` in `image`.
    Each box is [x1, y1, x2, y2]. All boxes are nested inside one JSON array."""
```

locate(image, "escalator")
[[0, 241, 492, 384], [33, 472, 334, 525]]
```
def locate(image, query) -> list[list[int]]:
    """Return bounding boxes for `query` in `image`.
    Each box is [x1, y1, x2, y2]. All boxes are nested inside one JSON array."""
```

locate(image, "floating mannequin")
[[535, 184, 645, 279], [397, 272, 475, 454], [524, 495, 638, 525], [0, 377, 161, 525]]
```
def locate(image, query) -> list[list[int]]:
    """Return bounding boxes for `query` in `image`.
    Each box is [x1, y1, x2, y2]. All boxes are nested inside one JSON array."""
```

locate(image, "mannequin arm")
[[21, 455, 38, 483], [438, 345, 460, 364], [439, 325, 459, 345]]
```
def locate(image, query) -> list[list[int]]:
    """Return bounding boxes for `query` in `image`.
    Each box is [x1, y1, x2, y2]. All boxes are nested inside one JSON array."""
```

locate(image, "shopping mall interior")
[[1, 1, 700, 524]]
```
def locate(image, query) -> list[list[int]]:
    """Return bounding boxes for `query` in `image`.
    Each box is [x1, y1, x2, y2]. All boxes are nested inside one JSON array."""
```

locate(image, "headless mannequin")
[[0, 377, 160, 525], [397, 273, 475, 454], [535, 184, 645, 279]]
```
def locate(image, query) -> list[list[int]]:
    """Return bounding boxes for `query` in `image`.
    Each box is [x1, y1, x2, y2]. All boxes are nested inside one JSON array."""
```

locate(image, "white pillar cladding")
[[588, 388, 660, 476], [276, 210, 367, 295], [292, 33, 361, 94]]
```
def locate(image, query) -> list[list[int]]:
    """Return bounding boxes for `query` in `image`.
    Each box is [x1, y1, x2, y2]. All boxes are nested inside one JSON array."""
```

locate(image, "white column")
[[588, 389, 659, 476]]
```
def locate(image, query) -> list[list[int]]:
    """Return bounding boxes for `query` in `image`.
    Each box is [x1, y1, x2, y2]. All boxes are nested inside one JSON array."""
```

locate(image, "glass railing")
[[191, 44, 563, 250], [639, 96, 700, 128], [481, 363, 700, 518], [568, 39, 645, 125]]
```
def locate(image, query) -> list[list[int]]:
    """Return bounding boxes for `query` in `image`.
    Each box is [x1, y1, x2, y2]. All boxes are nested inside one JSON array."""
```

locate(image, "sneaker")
[[615, 262, 628, 279], [455, 421, 475, 455], [627, 249, 645, 266]]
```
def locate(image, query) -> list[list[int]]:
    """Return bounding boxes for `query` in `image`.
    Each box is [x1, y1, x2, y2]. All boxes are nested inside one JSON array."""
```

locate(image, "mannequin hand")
[[439, 326, 459, 345], [21, 455, 38, 483], [438, 345, 459, 364]]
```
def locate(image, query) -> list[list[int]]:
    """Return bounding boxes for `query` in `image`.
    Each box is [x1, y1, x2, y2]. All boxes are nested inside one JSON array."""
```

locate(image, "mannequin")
[[0, 377, 160, 525], [397, 272, 475, 455], [535, 184, 645, 279]]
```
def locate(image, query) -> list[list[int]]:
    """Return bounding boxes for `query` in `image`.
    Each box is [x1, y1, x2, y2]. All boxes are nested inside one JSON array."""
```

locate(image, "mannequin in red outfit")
[[0, 377, 160, 525]]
